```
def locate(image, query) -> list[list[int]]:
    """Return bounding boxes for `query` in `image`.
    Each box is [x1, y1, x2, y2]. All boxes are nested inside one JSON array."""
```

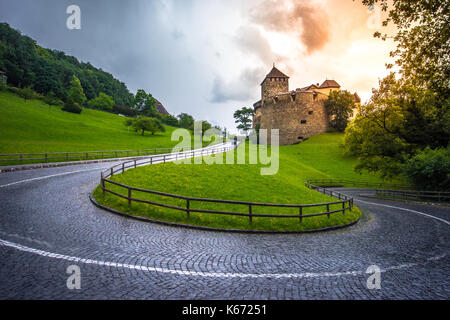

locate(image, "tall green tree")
[[133, 89, 156, 116], [233, 107, 253, 134], [362, 0, 449, 98], [324, 90, 355, 132], [177, 113, 195, 129], [66, 75, 86, 106]]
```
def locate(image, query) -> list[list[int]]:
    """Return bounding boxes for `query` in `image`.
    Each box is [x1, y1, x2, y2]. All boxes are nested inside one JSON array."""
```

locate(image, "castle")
[[253, 66, 360, 145]]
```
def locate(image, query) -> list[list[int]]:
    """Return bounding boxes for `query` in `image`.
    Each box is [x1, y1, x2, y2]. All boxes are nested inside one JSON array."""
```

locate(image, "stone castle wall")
[[261, 78, 289, 104], [259, 92, 329, 145]]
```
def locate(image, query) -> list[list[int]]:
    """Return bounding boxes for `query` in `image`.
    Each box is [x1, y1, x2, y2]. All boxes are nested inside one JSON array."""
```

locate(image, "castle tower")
[[261, 65, 289, 104]]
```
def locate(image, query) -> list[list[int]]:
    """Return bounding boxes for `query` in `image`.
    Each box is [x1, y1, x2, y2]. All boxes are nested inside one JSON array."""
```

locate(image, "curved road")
[[0, 151, 449, 299]]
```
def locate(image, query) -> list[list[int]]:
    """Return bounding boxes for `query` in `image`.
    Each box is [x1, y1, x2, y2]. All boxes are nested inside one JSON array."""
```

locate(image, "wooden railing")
[[99, 146, 354, 224]]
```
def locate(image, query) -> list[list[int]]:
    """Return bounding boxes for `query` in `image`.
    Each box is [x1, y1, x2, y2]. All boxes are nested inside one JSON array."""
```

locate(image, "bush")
[[404, 147, 450, 191], [62, 100, 82, 114], [15, 86, 36, 101], [44, 91, 61, 106], [87, 92, 115, 111]]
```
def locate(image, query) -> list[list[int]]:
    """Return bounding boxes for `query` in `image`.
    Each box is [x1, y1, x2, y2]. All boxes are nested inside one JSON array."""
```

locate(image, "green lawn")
[[93, 133, 398, 231], [0, 91, 215, 164]]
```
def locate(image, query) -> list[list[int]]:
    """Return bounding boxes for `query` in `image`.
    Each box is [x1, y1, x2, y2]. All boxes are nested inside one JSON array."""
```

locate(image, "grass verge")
[[90, 133, 392, 232]]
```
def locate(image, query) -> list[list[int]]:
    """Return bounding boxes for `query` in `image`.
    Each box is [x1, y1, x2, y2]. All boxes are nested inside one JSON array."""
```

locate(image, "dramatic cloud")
[[250, 0, 330, 54], [234, 26, 285, 64], [211, 67, 265, 103]]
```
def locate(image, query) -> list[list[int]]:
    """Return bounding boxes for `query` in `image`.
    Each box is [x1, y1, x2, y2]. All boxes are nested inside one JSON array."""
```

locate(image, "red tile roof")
[[319, 80, 340, 88]]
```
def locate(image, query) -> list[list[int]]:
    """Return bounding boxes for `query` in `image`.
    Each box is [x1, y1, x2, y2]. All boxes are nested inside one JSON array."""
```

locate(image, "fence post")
[[45, 153, 48, 162], [122, 163, 125, 173], [163, 155, 166, 163], [134, 159, 137, 168], [327, 204, 330, 218], [101, 172, 105, 196], [249, 204, 253, 224], [150, 157, 153, 165], [299, 206, 303, 223], [20, 154, 23, 163], [128, 188, 132, 208], [186, 199, 190, 219], [86, 152, 88, 160], [110, 168, 113, 177], [342, 201, 345, 214]]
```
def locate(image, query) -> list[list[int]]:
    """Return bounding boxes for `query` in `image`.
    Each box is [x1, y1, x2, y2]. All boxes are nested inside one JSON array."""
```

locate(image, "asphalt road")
[[0, 147, 448, 299]]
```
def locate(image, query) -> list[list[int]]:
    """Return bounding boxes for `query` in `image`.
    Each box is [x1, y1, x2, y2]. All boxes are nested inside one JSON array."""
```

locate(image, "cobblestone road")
[[0, 152, 448, 299]]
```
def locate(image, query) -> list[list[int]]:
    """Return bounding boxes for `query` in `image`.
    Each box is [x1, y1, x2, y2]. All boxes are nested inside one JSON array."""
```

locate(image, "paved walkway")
[[0, 146, 448, 299]]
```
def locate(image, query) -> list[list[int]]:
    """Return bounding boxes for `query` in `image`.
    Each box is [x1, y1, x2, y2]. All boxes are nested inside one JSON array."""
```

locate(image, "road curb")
[[89, 194, 360, 234]]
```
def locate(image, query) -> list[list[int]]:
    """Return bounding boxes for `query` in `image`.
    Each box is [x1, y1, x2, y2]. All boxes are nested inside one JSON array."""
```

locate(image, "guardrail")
[[0, 143, 223, 164], [374, 189, 450, 203], [99, 146, 354, 225], [306, 179, 412, 190]]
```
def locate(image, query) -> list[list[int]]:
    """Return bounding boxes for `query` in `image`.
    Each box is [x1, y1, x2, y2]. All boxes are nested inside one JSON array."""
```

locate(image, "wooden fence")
[[99, 146, 354, 224]]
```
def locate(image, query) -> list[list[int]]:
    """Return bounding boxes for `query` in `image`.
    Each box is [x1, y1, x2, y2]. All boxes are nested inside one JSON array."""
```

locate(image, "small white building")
[[0, 70, 7, 85]]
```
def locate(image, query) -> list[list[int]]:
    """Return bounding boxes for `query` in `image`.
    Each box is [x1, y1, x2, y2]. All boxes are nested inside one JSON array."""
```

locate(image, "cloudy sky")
[[0, 0, 396, 132]]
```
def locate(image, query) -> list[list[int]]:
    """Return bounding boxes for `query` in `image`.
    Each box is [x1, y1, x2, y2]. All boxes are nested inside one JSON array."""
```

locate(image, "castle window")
[[301, 120, 307, 124], [298, 136, 304, 140], [308, 110, 313, 115]]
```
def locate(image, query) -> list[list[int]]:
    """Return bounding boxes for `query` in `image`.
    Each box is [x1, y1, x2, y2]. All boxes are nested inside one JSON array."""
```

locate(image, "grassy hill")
[[93, 133, 398, 231], [0, 91, 184, 155]]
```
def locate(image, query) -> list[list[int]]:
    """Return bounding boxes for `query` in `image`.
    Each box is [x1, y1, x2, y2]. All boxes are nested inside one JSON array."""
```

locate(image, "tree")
[[125, 116, 165, 136], [87, 92, 115, 111], [233, 107, 253, 134], [133, 89, 156, 116], [191, 120, 212, 135], [160, 114, 179, 127], [344, 74, 450, 180], [324, 90, 355, 132], [361, 0, 449, 98], [177, 113, 195, 129], [404, 147, 450, 191], [66, 75, 86, 106]]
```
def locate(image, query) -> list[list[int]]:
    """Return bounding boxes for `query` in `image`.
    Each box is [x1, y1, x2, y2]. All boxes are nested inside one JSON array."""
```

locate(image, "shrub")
[[62, 100, 82, 114], [404, 147, 450, 191], [44, 91, 61, 106], [87, 92, 115, 111], [16, 86, 36, 101]]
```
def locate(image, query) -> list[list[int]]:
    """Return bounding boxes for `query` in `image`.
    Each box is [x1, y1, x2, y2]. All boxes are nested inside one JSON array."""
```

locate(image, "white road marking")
[[355, 199, 450, 226], [0, 167, 108, 188], [0, 238, 446, 279]]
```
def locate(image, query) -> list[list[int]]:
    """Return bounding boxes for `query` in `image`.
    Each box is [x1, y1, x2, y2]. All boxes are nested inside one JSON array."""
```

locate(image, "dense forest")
[[0, 23, 134, 106]]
